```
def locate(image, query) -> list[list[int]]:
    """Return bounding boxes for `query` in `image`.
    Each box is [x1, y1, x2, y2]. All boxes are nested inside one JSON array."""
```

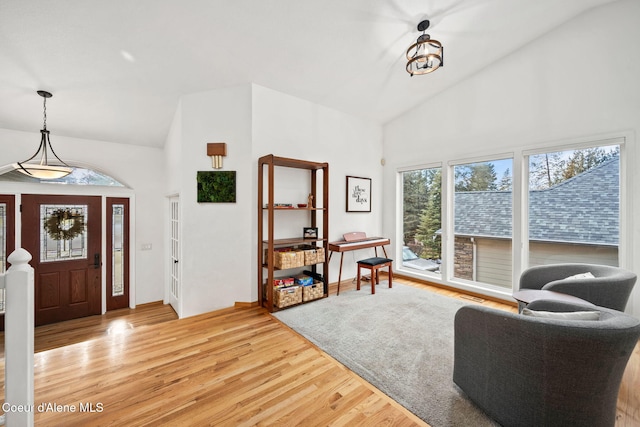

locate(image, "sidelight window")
[[0, 203, 5, 273], [0, 203, 5, 312], [111, 204, 125, 296]]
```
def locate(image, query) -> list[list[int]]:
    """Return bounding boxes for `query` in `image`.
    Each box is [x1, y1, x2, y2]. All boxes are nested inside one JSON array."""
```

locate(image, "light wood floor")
[[0, 277, 638, 426]]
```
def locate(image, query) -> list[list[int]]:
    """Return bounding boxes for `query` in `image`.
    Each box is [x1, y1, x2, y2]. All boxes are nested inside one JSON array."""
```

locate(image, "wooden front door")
[[22, 194, 102, 326]]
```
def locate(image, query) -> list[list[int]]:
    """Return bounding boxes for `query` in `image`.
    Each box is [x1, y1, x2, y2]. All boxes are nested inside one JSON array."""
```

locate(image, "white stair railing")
[[0, 248, 34, 427]]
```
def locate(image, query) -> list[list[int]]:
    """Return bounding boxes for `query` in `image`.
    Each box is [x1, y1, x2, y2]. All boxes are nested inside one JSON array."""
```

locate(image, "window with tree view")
[[401, 167, 442, 276], [528, 145, 620, 267], [453, 159, 513, 289]]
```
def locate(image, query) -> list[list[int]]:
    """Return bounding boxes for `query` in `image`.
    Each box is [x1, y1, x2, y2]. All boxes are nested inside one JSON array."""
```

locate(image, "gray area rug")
[[273, 283, 499, 427]]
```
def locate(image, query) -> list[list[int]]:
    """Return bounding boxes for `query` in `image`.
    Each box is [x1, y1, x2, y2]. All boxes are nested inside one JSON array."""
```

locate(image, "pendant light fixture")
[[13, 90, 72, 179], [406, 19, 444, 76]]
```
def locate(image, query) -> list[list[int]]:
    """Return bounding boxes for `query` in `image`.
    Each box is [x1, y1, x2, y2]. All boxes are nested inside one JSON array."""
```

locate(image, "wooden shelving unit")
[[258, 154, 329, 312]]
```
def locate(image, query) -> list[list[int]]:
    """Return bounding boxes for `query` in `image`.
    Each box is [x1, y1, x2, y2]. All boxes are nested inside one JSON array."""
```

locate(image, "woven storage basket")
[[302, 282, 324, 302], [272, 249, 304, 269], [301, 247, 325, 265], [274, 285, 302, 308]]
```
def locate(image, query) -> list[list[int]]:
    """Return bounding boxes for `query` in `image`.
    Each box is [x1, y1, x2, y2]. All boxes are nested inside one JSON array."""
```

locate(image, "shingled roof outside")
[[453, 157, 619, 246]]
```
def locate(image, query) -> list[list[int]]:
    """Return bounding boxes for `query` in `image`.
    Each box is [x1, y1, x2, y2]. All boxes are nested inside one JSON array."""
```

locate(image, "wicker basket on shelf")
[[302, 282, 324, 302], [274, 285, 302, 308], [269, 248, 305, 269], [300, 246, 325, 265]]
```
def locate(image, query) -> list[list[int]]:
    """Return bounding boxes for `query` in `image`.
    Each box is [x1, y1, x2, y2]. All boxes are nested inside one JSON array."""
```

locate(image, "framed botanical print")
[[346, 176, 371, 212]]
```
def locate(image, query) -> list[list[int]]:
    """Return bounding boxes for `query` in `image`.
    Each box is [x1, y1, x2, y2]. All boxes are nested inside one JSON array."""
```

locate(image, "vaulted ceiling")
[[0, 0, 617, 148]]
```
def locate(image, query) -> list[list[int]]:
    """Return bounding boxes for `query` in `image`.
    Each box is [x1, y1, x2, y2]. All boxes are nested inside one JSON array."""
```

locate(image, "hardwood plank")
[[0, 279, 637, 426], [1, 301, 179, 356], [0, 302, 425, 426]]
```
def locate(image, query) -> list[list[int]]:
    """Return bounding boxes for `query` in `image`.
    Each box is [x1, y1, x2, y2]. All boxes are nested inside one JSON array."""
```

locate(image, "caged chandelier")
[[406, 19, 444, 76], [13, 90, 72, 179]]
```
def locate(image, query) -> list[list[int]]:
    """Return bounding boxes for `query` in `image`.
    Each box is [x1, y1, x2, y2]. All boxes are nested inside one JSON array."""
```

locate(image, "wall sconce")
[[207, 143, 227, 169]]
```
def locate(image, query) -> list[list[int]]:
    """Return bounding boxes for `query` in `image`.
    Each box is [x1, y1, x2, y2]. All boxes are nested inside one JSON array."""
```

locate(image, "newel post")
[[3, 248, 35, 427]]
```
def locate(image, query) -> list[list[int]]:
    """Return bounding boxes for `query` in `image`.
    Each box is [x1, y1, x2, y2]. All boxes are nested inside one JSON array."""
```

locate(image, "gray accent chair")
[[520, 263, 636, 311], [453, 300, 640, 427]]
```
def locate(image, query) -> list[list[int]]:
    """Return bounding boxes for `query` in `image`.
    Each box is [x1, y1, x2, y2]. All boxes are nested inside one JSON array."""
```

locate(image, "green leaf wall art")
[[197, 171, 236, 203]]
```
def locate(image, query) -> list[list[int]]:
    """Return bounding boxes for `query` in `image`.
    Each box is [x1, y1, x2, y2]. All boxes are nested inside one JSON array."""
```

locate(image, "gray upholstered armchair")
[[519, 263, 636, 311], [453, 300, 640, 427]]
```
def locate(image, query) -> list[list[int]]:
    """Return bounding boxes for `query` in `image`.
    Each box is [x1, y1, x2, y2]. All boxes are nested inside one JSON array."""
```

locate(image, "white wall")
[[165, 100, 183, 197], [382, 0, 640, 315], [163, 99, 183, 315], [251, 85, 384, 284], [0, 127, 166, 307], [170, 85, 254, 318], [166, 83, 383, 318]]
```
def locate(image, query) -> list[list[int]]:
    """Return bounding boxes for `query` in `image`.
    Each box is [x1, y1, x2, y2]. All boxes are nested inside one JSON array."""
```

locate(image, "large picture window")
[[396, 137, 625, 299], [400, 167, 442, 276], [452, 158, 513, 289], [527, 144, 620, 267]]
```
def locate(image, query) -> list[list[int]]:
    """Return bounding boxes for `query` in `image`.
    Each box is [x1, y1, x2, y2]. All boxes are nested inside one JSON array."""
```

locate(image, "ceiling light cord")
[[42, 94, 47, 130]]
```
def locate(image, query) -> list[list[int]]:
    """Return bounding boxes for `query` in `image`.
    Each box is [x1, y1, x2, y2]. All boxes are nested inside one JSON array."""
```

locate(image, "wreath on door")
[[44, 208, 85, 241]]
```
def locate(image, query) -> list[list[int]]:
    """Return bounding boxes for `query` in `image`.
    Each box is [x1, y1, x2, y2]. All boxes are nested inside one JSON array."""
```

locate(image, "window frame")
[[396, 162, 444, 280], [395, 133, 631, 300], [446, 154, 514, 291], [521, 136, 628, 272], [396, 164, 444, 279]]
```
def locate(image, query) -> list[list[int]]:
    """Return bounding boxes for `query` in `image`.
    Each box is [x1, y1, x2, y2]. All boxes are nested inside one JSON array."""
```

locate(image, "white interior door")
[[168, 196, 181, 316]]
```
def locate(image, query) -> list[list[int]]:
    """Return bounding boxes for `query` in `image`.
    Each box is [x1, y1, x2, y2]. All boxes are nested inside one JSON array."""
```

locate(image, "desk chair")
[[356, 257, 393, 294]]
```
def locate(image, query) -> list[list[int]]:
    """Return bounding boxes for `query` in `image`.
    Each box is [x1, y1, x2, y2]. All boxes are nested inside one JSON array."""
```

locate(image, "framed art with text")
[[346, 175, 371, 212]]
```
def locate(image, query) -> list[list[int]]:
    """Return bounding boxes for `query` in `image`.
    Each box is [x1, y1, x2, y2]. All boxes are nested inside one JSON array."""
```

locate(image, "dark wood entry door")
[[22, 194, 102, 326]]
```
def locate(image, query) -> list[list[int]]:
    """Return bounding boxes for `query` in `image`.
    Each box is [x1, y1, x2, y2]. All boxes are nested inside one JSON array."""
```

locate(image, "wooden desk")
[[328, 237, 390, 295]]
